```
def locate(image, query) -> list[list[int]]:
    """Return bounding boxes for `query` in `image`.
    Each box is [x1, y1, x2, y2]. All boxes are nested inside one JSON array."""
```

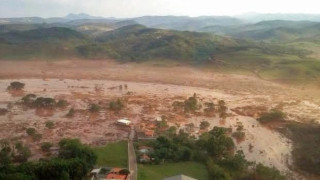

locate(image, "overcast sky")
[[0, 0, 319, 18]]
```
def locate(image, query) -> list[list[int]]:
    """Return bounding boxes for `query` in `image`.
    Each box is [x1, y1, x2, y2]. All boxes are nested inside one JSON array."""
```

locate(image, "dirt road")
[[128, 127, 137, 180]]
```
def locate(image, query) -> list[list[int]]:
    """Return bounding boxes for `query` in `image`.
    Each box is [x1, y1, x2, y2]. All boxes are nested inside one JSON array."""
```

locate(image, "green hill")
[[79, 24, 252, 62], [0, 27, 89, 59]]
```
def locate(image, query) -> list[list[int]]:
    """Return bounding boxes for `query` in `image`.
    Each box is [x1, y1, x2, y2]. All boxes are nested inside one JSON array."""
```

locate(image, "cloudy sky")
[[0, 0, 319, 18]]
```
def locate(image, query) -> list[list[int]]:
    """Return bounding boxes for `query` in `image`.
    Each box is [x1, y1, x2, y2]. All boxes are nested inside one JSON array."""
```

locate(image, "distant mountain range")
[[1, 13, 320, 81]]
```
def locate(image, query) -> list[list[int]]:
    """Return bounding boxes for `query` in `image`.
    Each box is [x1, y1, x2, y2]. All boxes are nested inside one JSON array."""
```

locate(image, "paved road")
[[128, 127, 137, 180]]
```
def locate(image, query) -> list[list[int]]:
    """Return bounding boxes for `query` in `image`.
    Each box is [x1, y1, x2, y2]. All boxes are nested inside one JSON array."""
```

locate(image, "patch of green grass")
[[93, 141, 128, 168], [138, 162, 209, 180]]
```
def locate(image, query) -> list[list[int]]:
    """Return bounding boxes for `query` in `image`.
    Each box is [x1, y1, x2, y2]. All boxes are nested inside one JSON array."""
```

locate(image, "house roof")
[[140, 154, 150, 160], [145, 130, 154, 136], [163, 174, 197, 180], [110, 168, 123, 173], [106, 173, 127, 180]]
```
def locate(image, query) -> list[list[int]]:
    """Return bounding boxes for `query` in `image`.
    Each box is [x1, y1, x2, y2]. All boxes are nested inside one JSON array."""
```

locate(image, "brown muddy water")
[[0, 78, 317, 176]]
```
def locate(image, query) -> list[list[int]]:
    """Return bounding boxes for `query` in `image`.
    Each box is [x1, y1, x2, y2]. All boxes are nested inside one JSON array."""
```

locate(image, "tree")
[[200, 121, 210, 130], [41, 142, 53, 152], [89, 104, 100, 113], [109, 99, 124, 111], [56, 100, 68, 108], [207, 159, 232, 180], [257, 109, 286, 124], [33, 97, 56, 108], [0, 140, 11, 167], [26, 128, 36, 136], [45, 121, 54, 129], [7, 82, 25, 91], [205, 127, 235, 159], [15, 145, 31, 163], [184, 96, 198, 112], [218, 150, 249, 177], [21, 94, 37, 105], [254, 163, 286, 180], [66, 108, 75, 117], [58, 138, 97, 168]]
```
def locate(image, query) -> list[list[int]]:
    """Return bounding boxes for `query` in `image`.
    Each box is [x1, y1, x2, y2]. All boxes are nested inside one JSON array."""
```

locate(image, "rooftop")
[[163, 174, 197, 180]]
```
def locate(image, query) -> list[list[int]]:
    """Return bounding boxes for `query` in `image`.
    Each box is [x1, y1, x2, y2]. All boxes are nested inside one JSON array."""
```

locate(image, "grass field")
[[93, 141, 128, 168], [138, 162, 209, 180]]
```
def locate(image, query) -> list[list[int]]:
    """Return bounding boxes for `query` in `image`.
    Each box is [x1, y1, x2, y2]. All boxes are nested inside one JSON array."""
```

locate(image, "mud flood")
[[0, 61, 320, 177]]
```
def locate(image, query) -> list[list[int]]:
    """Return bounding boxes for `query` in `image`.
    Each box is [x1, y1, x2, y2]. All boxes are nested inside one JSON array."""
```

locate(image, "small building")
[[138, 146, 154, 154], [105, 173, 127, 180], [144, 129, 154, 137], [139, 154, 151, 163], [117, 118, 131, 126], [163, 174, 198, 180], [105, 168, 129, 180]]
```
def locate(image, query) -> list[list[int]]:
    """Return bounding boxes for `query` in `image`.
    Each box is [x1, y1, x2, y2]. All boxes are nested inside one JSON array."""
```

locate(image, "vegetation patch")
[[7, 81, 25, 91], [281, 122, 320, 176], [257, 109, 286, 124], [93, 141, 128, 167], [138, 162, 209, 180], [21, 94, 68, 109]]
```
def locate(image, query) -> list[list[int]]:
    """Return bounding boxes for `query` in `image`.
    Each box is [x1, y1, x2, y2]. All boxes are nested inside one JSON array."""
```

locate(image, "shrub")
[[32, 133, 42, 141], [21, 94, 37, 105], [207, 159, 232, 180], [7, 82, 25, 90], [200, 121, 210, 130], [254, 163, 286, 180], [45, 121, 54, 129], [257, 109, 286, 124], [184, 96, 198, 112], [41, 142, 53, 152], [26, 128, 36, 136], [89, 104, 100, 113], [56, 100, 68, 108], [66, 108, 75, 117], [232, 131, 245, 141], [109, 99, 124, 111], [33, 97, 56, 108]]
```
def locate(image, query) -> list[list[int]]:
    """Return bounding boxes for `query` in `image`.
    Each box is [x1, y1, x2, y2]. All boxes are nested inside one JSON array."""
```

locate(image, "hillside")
[[0, 27, 89, 59], [0, 24, 319, 82], [78, 24, 254, 61]]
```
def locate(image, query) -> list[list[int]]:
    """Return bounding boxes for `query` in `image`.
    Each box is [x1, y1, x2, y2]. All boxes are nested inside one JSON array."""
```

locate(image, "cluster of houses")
[[90, 167, 130, 180]]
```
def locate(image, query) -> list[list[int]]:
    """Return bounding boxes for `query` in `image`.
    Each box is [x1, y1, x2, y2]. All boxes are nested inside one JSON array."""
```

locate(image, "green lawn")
[[93, 141, 128, 168], [138, 162, 209, 180]]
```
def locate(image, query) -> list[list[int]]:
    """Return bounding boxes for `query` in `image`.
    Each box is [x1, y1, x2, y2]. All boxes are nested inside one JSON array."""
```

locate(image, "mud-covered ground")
[[0, 60, 320, 177]]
